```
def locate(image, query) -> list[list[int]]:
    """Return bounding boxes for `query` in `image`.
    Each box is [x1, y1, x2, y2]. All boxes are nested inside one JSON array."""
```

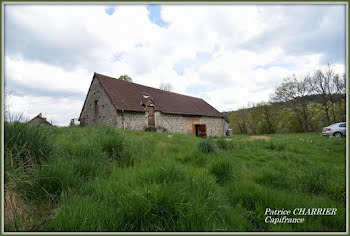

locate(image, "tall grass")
[[98, 126, 133, 166], [209, 158, 233, 183], [4, 126, 346, 232], [47, 162, 240, 231], [216, 138, 234, 151], [197, 139, 216, 154], [5, 121, 54, 166]]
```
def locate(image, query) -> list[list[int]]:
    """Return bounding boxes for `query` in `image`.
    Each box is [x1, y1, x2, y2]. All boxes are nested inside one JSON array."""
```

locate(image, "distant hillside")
[[221, 111, 232, 119], [221, 93, 345, 116]]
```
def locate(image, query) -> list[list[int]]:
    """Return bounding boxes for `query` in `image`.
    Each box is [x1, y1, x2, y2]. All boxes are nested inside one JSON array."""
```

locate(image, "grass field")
[[4, 123, 346, 232]]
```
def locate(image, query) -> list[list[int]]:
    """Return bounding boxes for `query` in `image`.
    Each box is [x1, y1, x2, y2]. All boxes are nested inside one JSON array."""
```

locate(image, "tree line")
[[229, 65, 346, 134]]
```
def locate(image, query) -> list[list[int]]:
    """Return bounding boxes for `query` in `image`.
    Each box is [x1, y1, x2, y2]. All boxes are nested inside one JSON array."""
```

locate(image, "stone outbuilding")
[[27, 113, 52, 126], [79, 73, 229, 137]]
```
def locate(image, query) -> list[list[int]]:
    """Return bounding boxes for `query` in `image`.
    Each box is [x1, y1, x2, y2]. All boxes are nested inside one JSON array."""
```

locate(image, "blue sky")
[[4, 4, 346, 126], [147, 5, 170, 28]]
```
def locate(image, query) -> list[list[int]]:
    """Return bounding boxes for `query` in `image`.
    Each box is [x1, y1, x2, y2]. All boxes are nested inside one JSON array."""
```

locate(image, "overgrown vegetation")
[[4, 124, 346, 232], [5, 121, 54, 166], [197, 138, 216, 154], [228, 65, 346, 135]]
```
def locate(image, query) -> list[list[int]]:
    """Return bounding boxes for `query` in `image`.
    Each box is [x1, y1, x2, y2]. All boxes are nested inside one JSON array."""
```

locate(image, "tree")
[[118, 75, 132, 82], [159, 82, 174, 92], [272, 74, 317, 132], [229, 109, 249, 134], [253, 102, 277, 134], [334, 72, 346, 121], [312, 69, 332, 124]]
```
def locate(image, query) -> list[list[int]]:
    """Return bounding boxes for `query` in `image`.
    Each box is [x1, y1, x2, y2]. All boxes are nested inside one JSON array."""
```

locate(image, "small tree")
[[118, 75, 132, 82], [159, 82, 174, 92]]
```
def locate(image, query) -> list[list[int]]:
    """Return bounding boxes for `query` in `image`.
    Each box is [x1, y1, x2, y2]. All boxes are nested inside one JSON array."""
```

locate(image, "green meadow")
[[4, 122, 346, 232]]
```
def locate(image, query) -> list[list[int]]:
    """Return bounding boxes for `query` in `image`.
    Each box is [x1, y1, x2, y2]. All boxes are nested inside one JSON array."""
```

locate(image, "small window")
[[339, 123, 346, 128], [141, 92, 150, 98], [94, 100, 99, 114]]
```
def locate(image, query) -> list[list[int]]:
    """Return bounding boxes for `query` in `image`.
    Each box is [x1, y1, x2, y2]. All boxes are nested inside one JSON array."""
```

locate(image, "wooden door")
[[198, 124, 207, 138], [194, 124, 207, 138], [147, 107, 155, 127]]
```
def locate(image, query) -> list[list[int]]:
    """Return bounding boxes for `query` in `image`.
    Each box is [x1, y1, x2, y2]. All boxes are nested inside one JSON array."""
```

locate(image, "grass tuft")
[[98, 127, 132, 166], [209, 159, 233, 183], [197, 139, 216, 154], [5, 122, 54, 167], [216, 138, 234, 151]]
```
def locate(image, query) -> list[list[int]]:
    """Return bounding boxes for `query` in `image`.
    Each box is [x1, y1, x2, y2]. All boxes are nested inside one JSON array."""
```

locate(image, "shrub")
[[145, 126, 156, 132], [209, 159, 232, 183], [197, 139, 216, 154]]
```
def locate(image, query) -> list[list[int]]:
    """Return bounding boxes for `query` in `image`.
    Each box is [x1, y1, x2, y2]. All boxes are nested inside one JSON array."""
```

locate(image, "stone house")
[[28, 113, 52, 126], [79, 73, 229, 137]]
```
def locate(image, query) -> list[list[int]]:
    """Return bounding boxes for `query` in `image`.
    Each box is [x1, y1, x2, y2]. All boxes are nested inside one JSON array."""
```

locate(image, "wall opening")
[[147, 107, 155, 127], [94, 100, 99, 114], [194, 124, 207, 138]]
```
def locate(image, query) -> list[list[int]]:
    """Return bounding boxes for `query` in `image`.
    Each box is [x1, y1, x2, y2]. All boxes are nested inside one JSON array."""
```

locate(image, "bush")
[[5, 121, 54, 167], [197, 139, 216, 154], [209, 159, 232, 183]]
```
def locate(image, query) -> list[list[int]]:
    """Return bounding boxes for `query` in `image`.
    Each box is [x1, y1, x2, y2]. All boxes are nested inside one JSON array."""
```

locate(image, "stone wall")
[[80, 77, 118, 126], [80, 78, 228, 136], [155, 112, 187, 134], [116, 111, 148, 130], [155, 112, 227, 136], [200, 116, 226, 136]]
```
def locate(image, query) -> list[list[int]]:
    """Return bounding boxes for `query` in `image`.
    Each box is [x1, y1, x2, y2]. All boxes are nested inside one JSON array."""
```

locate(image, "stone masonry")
[[155, 112, 227, 136], [116, 111, 148, 130], [80, 78, 118, 126], [80, 75, 228, 136]]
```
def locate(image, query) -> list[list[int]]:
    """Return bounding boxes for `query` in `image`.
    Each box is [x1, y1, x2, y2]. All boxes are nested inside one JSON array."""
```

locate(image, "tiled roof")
[[95, 73, 224, 117]]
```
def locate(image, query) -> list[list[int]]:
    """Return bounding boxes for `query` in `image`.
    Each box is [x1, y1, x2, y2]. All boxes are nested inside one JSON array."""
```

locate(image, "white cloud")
[[4, 4, 346, 126], [7, 94, 84, 126], [5, 56, 92, 93]]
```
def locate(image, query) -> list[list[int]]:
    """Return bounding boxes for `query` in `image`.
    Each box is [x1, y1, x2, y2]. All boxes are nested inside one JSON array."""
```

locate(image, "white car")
[[322, 122, 346, 137]]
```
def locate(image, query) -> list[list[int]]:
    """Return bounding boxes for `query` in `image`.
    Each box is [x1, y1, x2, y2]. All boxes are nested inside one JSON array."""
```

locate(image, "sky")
[[4, 4, 346, 126]]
